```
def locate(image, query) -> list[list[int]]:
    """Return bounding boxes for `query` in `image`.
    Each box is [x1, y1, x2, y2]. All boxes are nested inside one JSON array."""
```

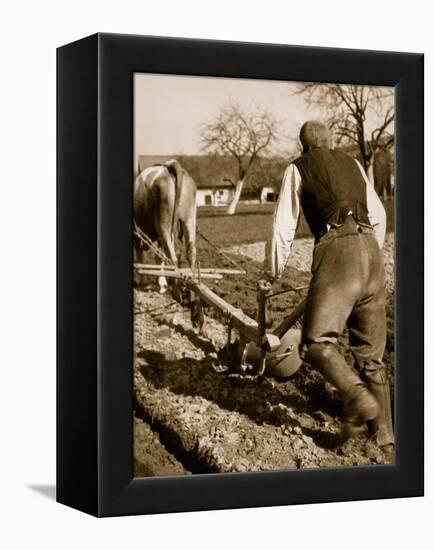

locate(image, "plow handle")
[[257, 280, 272, 375], [256, 280, 271, 347], [272, 299, 307, 338]]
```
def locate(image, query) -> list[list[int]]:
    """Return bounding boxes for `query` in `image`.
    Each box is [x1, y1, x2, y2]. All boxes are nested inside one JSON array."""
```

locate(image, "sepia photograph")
[[2, 0, 427, 540], [132, 73, 395, 476]]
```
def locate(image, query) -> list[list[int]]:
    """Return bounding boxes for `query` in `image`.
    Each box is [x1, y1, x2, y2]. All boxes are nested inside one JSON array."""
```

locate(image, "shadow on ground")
[[27, 484, 56, 501], [137, 348, 342, 450]]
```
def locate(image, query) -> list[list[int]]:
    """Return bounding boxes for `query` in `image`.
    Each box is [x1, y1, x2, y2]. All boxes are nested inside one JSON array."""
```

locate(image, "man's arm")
[[354, 160, 387, 248], [263, 163, 302, 280]]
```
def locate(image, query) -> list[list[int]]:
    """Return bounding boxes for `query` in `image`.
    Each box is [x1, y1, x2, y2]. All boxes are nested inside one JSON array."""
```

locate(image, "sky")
[[134, 73, 393, 162]]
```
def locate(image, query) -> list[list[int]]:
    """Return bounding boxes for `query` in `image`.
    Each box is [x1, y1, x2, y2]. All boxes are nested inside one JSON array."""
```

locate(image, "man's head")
[[299, 120, 332, 153]]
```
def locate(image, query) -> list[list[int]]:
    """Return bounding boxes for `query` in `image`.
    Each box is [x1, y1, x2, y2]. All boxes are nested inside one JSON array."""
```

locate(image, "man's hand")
[[257, 278, 273, 292], [258, 271, 276, 286]]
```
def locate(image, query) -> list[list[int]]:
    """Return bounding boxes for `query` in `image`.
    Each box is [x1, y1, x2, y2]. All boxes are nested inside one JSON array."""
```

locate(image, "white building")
[[196, 181, 234, 206], [260, 186, 278, 203]]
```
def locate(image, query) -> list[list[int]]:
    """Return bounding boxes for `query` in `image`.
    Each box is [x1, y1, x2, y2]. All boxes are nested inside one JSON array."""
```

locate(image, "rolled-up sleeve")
[[354, 159, 387, 248], [264, 164, 302, 279]]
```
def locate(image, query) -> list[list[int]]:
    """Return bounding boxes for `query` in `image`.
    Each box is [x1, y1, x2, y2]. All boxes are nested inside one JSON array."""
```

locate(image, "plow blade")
[[244, 328, 303, 378]]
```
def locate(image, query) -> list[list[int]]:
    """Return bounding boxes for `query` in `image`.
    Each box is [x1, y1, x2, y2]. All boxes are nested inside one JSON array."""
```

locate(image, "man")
[[263, 120, 394, 460]]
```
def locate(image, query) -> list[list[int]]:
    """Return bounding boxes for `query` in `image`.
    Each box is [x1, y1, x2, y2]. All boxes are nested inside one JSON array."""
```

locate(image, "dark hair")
[[299, 120, 332, 153]]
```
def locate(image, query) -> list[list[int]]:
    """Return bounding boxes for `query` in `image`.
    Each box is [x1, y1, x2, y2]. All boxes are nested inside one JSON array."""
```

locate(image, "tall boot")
[[305, 343, 380, 438], [360, 363, 395, 460]]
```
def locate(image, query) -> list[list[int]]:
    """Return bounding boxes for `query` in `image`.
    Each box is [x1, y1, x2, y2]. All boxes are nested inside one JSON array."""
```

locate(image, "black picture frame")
[[57, 33, 424, 517]]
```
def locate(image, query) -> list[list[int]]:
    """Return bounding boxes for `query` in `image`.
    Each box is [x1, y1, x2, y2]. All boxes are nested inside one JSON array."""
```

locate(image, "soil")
[[134, 234, 394, 475], [134, 415, 190, 476]]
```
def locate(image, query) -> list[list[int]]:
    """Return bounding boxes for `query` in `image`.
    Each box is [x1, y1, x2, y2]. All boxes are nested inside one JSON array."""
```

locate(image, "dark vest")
[[294, 148, 371, 240]]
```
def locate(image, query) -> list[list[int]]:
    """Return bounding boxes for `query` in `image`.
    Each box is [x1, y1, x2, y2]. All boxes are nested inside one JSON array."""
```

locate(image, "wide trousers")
[[303, 217, 386, 361], [302, 216, 394, 446]]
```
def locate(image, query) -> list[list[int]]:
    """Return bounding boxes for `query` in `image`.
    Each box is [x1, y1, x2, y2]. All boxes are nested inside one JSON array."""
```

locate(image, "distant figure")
[[263, 121, 394, 461], [134, 160, 197, 293], [373, 149, 392, 198]]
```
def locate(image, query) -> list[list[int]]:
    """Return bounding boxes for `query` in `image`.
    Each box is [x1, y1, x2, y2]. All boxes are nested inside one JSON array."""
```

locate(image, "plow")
[[135, 255, 307, 378]]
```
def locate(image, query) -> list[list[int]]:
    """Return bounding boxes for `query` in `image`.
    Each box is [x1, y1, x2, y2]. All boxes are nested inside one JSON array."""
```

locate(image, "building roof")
[[137, 155, 172, 174], [137, 155, 235, 189], [196, 180, 234, 190]]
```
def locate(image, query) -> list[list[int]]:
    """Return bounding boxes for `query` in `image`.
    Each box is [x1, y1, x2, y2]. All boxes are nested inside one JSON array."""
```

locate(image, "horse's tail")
[[163, 159, 183, 262]]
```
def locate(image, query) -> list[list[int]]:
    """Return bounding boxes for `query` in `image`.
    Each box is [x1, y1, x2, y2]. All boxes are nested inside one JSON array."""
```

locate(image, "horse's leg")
[[180, 212, 197, 272], [155, 254, 168, 294], [153, 175, 181, 295], [151, 213, 177, 294], [134, 239, 145, 286]]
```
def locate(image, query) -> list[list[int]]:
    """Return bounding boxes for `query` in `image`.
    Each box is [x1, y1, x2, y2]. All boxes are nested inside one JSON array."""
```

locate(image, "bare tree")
[[246, 157, 287, 203], [201, 102, 279, 214], [294, 84, 394, 174]]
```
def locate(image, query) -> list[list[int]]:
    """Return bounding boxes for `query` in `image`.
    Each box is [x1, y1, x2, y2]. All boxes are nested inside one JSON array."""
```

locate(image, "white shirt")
[[264, 158, 387, 280]]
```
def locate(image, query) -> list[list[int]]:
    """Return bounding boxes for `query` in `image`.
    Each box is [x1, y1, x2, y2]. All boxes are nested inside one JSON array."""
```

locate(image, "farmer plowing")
[[134, 116, 395, 473]]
